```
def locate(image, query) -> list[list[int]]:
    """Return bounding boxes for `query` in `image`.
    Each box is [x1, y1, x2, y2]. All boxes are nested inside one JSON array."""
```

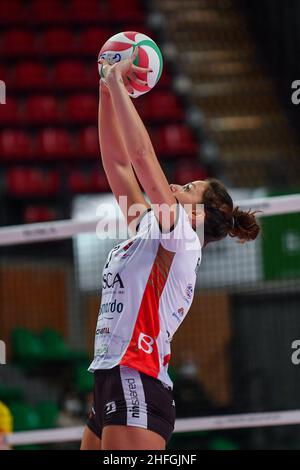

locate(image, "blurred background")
[[0, 0, 300, 450]]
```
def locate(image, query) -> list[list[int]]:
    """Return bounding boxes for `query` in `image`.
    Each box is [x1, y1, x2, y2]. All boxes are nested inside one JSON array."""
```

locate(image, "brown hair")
[[202, 179, 260, 245]]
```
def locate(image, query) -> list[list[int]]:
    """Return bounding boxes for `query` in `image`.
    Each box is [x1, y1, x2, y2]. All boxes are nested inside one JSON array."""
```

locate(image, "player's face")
[[169, 180, 209, 205]]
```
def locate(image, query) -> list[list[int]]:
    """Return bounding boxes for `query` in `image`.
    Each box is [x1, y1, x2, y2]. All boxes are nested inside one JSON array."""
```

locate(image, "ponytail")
[[229, 206, 260, 243], [202, 179, 260, 244]]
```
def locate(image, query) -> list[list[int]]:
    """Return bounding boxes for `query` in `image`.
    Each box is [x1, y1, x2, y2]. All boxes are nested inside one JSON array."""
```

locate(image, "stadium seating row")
[[6, 161, 207, 199], [0, 124, 198, 160], [0, 0, 143, 25], [7, 158, 207, 223], [0, 92, 183, 125], [0, 27, 156, 58]]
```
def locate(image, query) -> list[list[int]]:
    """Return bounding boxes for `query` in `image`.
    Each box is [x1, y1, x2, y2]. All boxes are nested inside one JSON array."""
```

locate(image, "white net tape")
[[7, 410, 300, 446], [0, 194, 299, 246]]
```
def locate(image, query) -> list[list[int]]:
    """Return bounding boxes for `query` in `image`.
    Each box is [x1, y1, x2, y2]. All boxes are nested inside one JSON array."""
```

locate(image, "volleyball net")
[[1, 192, 300, 449]]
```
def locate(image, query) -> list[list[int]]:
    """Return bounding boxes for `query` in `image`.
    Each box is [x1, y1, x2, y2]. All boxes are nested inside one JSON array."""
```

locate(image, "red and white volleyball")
[[98, 31, 163, 98]]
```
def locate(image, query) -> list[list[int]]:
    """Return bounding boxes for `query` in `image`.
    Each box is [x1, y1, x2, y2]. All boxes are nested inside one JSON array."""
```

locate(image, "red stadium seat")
[[24, 205, 57, 223], [36, 128, 73, 159], [0, 130, 32, 159], [136, 92, 184, 122], [6, 168, 25, 195], [66, 94, 97, 123], [70, 0, 109, 23], [173, 164, 208, 185], [156, 68, 172, 89], [88, 64, 100, 86], [0, 65, 9, 84], [0, 0, 27, 25], [90, 168, 110, 192], [26, 96, 62, 124], [1, 30, 36, 57], [7, 168, 60, 196], [68, 168, 109, 193], [42, 29, 76, 56], [79, 126, 99, 158], [13, 63, 49, 89], [108, 0, 144, 23], [79, 28, 112, 56], [0, 98, 20, 124], [155, 125, 198, 158], [53, 61, 89, 89], [30, 0, 68, 24], [68, 169, 91, 193]]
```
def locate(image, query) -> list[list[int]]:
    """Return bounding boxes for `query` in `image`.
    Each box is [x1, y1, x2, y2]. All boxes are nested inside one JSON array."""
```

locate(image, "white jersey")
[[89, 203, 202, 389]]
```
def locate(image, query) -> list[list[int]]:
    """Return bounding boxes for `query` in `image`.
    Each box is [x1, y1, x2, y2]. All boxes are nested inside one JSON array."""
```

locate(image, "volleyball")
[[98, 31, 163, 98]]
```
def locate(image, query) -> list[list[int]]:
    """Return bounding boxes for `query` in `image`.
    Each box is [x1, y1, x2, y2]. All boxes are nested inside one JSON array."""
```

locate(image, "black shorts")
[[86, 365, 176, 444]]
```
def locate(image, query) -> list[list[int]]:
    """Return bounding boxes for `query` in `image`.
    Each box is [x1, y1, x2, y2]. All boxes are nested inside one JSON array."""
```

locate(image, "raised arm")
[[98, 80, 149, 229], [101, 51, 177, 231]]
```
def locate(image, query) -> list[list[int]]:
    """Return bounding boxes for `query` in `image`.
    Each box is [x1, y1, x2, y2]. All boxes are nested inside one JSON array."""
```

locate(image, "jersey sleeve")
[[135, 207, 152, 233]]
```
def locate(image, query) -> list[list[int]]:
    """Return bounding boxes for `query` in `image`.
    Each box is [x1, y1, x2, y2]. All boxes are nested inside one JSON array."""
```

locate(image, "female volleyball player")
[[80, 48, 259, 450]]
